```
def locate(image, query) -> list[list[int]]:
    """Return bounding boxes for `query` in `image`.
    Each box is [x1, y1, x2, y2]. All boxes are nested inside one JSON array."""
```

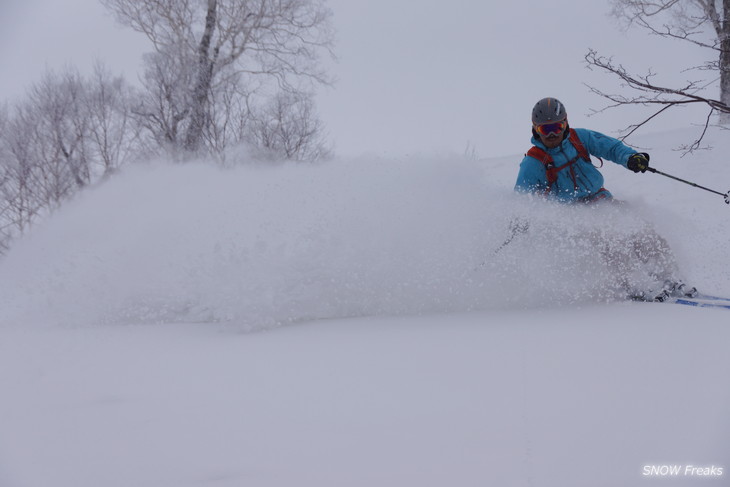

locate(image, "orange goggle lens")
[[535, 121, 567, 137]]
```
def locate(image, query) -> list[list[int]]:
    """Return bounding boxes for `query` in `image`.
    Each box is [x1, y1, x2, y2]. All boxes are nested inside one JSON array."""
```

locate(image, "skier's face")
[[534, 119, 567, 149], [539, 132, 563, 149]]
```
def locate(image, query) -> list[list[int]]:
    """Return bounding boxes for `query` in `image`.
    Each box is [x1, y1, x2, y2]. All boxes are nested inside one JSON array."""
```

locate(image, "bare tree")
[[0, 0, 335, 255], [0, 105, 14, 253], [23, 67, 89, 206], [102, 0, 335, 159], [0, 64, 144, 255], [248, 91, 331, 161], [587, 0, 730, 149], [85, 62, 143, 177], [204, 72, 255, 157], [0, 101, 46, 245]]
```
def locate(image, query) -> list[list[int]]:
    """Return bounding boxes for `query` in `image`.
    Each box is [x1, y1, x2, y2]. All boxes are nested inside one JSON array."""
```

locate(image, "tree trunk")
[[184, 0, 218, 153], [720, 0, 730, 124]]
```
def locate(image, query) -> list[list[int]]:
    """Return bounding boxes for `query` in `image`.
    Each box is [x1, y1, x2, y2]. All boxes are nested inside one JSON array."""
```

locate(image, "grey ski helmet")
[[532, 97, 567, 125]]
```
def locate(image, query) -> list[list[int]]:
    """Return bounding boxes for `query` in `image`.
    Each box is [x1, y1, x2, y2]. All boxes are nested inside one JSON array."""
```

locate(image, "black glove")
[[627, 153, 650, 173]]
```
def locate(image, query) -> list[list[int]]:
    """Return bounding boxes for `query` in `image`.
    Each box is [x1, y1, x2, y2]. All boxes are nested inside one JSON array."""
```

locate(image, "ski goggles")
[[534, 120, 567, 137]]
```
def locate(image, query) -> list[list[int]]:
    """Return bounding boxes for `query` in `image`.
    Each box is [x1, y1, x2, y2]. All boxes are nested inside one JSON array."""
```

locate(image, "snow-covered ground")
[[1, 126, 729, 486]]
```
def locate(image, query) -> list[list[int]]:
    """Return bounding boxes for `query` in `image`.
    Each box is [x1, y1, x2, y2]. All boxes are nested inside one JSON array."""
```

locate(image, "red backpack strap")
[[526, 146, 559, 185], [568, 129, 589, 161], [568, 129, 602, 167], [526, 146, 551, 165]]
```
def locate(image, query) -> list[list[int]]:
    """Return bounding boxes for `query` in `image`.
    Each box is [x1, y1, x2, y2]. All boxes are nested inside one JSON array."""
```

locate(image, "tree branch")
[[585, 48, 729, 153]]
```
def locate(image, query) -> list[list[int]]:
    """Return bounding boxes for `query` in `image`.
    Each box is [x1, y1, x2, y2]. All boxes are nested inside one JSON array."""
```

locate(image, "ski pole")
[[646, 167, 730, 205], [474, 218, 529, 271], [493, 218, 530, 256]]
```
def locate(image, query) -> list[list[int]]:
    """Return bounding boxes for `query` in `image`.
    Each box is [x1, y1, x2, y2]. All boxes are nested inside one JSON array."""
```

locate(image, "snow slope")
[[1, 126, 729, 486]]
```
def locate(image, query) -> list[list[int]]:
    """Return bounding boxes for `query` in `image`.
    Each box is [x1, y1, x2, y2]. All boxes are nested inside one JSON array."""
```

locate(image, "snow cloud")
[[0, 151, 699, 329]]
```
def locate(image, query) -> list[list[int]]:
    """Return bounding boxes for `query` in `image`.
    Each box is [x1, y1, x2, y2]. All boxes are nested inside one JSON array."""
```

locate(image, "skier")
[[515, 97, 648, 202], [514, 97, 696, 301]]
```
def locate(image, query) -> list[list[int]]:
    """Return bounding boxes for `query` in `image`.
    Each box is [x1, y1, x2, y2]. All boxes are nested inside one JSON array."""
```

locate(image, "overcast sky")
[[0, 0, 716, 158]]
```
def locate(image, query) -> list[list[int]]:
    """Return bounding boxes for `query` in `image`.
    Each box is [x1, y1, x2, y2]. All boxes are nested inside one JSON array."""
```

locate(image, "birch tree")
[[102, 0, 334, 159]]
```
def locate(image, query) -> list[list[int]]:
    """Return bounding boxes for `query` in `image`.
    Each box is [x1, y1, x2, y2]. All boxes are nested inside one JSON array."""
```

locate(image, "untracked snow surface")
[[1, 127, 729, 486]]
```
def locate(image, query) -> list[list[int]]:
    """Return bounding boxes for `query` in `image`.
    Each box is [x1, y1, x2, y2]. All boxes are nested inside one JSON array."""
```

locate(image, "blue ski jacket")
[[514, 128, 637, 202]]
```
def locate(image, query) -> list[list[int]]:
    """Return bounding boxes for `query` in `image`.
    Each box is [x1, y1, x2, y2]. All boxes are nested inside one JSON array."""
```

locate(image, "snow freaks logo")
[[642, 465, 724, 478]]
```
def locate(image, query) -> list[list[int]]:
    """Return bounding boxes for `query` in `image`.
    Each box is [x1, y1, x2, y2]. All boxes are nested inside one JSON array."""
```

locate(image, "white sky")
[[0, 0, 717, 157]]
